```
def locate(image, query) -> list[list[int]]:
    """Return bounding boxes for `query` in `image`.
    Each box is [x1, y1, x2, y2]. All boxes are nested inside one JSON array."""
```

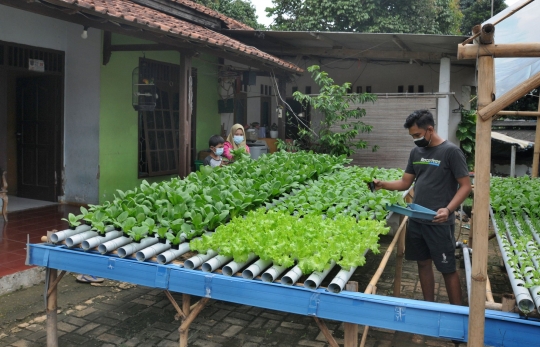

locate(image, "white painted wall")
[[286, 59, 475, 145], [0, 5, 101, 204]]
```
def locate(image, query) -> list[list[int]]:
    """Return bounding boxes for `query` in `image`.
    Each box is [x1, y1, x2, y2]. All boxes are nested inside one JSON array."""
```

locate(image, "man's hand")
[[372, 179, 384, 190], [433, 208, 451, 223]]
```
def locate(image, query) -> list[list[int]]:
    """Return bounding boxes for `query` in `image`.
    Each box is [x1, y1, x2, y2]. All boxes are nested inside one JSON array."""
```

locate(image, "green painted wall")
[[99, 33, 220, 203]]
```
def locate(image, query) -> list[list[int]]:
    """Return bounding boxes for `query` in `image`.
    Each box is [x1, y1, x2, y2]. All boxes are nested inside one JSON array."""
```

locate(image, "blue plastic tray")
[[387, 203, 437, 220]]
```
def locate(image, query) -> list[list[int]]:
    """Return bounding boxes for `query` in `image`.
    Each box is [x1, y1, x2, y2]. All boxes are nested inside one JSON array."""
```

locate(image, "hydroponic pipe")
[[490, 209, 535, 313], [117, 237, 159, 258], [65, 230, 98, 248], [304, 261, 336, 290], [98, 236, 132, 254], [242, 259, 273, 280], [327, 248, 370, 293], [82, 230, 123, 250], [505, 218, 540, 311], [261, 264, 288, 283], [202, 255, 233, 273], [458, 242, 472, 302], [184, 250, 218, 270], [135, 242, 171, 261], [327, 267, 357, 294], [222, 253, 257, 276], [524, 215, 540, 246], [281, 266, 303, 286], [156, 243, 191, 264], [50, 225, 91, 243]]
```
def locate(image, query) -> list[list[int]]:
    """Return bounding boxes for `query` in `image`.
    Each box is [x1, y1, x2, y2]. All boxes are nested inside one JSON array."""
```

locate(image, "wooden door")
[[16, 76, 61, 201]]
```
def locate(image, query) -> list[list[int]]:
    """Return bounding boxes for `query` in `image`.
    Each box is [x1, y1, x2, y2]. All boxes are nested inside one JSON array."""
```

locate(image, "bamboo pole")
[[165, 290, 186, 320], [46, 270, 66, 297], [343, 282, 358, 347], [467, 51, 495, 347], [477, 71, 540, 120], [458, 43, 540, 60], [532, 97, 540, 177], [486, 276, 495, 303], [46, 269, 58, 347], [479, 24, 495, 44], [179, 294, 191, 347], [313, 317, 340, 347], [359, 217, 408, 347], [496, 111, 540, 117], [393, 191, 412, 297]]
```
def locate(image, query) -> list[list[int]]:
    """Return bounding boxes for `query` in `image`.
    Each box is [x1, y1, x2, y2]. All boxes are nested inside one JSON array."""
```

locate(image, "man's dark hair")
[[209, 135, 225, 147], [404, 109, 435, 129]]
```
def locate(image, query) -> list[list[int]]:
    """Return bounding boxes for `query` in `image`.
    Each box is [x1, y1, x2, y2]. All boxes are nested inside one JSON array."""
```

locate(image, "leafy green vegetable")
[[61, 213, 82, 229]]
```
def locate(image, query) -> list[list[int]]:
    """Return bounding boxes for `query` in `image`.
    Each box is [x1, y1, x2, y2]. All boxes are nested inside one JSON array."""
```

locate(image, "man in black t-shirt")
[[373, 109, 471, 305]]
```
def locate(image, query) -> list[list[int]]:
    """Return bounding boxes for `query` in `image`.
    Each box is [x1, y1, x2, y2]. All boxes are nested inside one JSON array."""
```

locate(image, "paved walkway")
[[0, 222, 511, 347]]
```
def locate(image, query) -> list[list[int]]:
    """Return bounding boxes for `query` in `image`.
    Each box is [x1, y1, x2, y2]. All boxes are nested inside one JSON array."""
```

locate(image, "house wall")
[[99, 34, 219, 203], [0, 5, 101, 204], [286, 59, 475, 146]]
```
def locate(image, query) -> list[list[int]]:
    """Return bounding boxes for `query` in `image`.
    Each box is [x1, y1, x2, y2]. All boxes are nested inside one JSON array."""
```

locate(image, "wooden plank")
[[178, 52, 193, 178], [343, 282, 359, 347], [468, 53, 494, 347], [477, 71, 540, 120]]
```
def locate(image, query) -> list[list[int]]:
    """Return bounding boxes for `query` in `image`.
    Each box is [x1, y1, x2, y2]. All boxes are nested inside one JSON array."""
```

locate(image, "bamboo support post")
[[486, 276, 494, 303], [457, 43, 540, 60], [46, 270, 67, 298], [479, 23, 495, 44], [179, 296, 210, 347], [477, 71, 540, 121], [343, 282, 358, 347], [359, 287, 376, 347], [313, 317, 340, 347], [165, 290, 186, 320], [467, 50, 495, 347], [532, 102, 540, 177], [468, 210, 474, 248], [46, 269, 58, 347], [393, 191, 411, 297], [496, 110, 540, 117]]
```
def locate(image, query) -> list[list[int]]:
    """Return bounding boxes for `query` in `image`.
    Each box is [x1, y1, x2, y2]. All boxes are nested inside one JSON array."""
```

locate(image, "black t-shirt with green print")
[[405, 140, 469, 225]]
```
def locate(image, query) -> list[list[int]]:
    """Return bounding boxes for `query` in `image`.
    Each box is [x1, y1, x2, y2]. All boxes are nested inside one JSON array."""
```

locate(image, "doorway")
[[0, 41, 64, 202]]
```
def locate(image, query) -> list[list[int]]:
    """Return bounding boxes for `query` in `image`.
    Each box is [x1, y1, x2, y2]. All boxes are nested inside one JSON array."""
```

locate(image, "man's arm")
[[432, 175, 472, 223], [373, 172, 415, 192]]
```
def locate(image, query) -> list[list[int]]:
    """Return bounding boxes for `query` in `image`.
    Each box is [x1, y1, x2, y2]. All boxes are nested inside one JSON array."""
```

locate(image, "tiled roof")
[[171, 0, 253, 30], [46, 0, 302, 73]]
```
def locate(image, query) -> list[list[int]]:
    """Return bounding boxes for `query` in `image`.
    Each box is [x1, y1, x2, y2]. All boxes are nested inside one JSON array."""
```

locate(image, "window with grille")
[[138, 59, 180, 177]]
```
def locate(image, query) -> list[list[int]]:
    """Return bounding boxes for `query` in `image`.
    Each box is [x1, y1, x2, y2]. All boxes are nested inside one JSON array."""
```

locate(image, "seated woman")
[[223, 123, 250, 160]]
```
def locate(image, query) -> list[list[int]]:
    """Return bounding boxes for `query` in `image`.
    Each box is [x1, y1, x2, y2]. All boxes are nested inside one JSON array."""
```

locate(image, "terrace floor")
[[0, 207, 514, 347]]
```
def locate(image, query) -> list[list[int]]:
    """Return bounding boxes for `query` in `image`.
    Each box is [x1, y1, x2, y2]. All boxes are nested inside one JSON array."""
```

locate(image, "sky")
[[252, 0, 522, 27]]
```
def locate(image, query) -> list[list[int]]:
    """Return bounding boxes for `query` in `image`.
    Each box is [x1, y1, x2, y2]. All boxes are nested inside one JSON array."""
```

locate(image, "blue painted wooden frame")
[[28, 243, 540, 347]]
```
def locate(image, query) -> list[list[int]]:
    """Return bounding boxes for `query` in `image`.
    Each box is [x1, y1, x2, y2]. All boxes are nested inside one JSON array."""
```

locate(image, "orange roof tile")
[[48, 0, 302, 73]]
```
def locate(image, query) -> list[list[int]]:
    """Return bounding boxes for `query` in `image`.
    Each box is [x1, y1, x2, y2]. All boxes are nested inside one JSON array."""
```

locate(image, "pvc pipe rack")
[[27, 243, 540, 347]]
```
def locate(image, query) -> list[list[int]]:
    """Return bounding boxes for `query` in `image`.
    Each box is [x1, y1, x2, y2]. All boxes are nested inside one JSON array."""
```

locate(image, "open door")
[[16, 76, 62, 201]]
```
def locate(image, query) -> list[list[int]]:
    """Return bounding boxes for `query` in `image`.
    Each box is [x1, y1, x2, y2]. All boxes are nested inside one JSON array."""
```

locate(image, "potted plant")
[[270, 123, 278, 139]]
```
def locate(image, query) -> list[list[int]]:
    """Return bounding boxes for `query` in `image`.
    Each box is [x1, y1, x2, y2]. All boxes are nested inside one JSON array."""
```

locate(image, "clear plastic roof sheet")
[[484, 0, 540, 97]]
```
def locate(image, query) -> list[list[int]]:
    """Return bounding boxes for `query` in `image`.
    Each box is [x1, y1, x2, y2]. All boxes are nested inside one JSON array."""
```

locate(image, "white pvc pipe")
[[157, 243, 191, 264], [117, 237, 159, 258], [184, 250, 218, 270], [50, 225, 91, 243], [202, 255, 233, 273], [135, 243, 171, 261], [262, 264, 288, 283], [281, 266, 303, 286], [304, 261, 336, 290], [98, 236, 132, 254], [327, 266, 357, 293], [222, 254, 258, 276], [65, 230, 98, 248], [82, 230, 124, 250], [242, 259, 273, 280]]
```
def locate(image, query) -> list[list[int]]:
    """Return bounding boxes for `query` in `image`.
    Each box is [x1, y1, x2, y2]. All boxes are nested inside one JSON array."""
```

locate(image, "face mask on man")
[[233, 136, 244, 144], [214, 147, 224, 156], [414, 129, 432, 147]]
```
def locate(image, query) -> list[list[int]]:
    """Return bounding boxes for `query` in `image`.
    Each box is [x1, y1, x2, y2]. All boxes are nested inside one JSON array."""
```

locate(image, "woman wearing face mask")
[[223, 123, 250, 160]]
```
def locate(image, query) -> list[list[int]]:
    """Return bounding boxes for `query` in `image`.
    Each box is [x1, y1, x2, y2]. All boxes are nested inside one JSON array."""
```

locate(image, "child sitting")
[[223, 123, 250, 160], [203, 135, 225, 168]]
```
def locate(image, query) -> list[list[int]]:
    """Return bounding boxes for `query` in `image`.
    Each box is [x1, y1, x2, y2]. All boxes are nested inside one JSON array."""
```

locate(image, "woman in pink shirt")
[[223, 123, 250, 160]]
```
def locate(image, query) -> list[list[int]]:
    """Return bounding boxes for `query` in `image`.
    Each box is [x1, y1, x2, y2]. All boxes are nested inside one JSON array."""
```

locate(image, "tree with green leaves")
[[460, 0, 507, 35], [266, 0, 463, 34], [192, 0, 263, 29], [292, 65, 378, 157]]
